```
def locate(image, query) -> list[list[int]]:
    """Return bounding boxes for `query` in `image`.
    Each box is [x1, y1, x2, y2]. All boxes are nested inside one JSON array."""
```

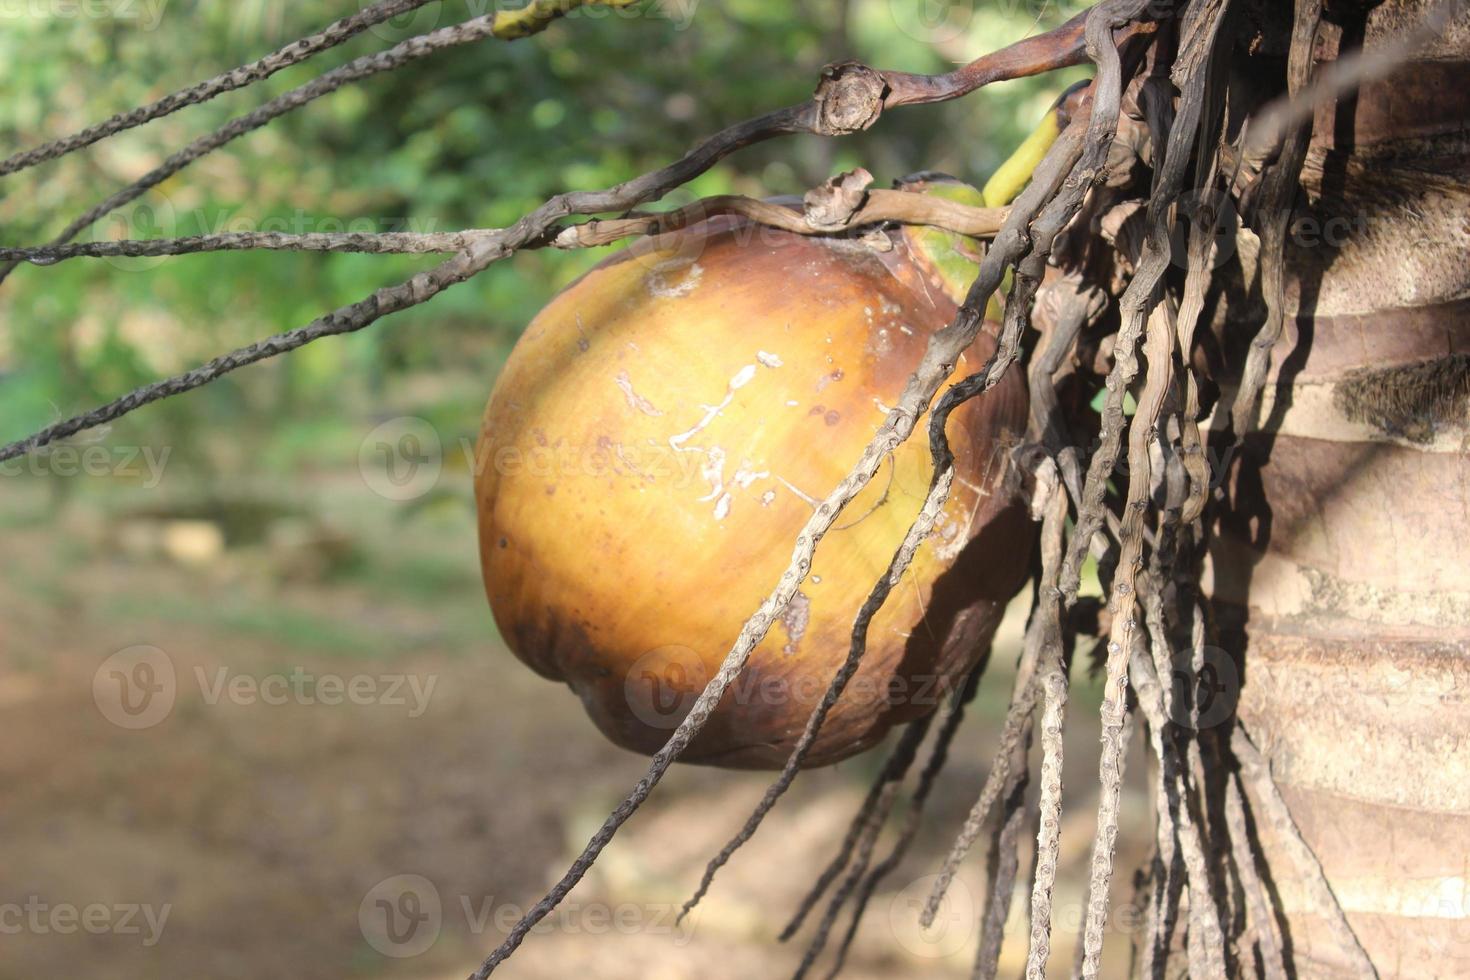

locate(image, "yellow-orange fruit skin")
[[476, 220, 1032, 768]]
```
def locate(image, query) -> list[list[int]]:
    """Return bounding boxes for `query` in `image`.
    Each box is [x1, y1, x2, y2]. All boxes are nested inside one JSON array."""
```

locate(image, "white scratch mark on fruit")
[[732, 461, 770, 489], [614, 371, 664, 416], [646, 261, 703, 298], [669, 394, 734, 451], [696, 454, 772, 519], [779, 591, 811, 655], [671, 407, 722, 451], [760, 490, 777, 506], [756, 350, 784, 368], [668, 362, 768, 451], [667, 361, 781, 519], [695, 446, 727, 502], [873, 397, 893, 414]]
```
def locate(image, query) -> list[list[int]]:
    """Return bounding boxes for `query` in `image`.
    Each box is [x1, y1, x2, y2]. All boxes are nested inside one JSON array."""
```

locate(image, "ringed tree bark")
[[1205, 2, 1470, 975]]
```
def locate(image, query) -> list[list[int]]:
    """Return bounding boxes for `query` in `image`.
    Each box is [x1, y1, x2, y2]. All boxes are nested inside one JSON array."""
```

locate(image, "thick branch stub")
[[813, 63, 888, 135], [802, 167, 874, 230]]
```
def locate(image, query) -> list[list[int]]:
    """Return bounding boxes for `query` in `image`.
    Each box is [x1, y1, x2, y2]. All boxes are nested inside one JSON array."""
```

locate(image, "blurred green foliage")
[[0, 0, 1088, 484]]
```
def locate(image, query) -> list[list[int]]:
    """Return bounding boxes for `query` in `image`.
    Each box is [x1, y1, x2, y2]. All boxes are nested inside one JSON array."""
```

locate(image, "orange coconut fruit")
[[475, 181, 1032, 768]]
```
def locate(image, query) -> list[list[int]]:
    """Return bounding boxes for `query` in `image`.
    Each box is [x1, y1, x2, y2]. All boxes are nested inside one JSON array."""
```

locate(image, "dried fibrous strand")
[[0, 0, 639, 288], [0, 0, 443, 177], [0, 191, 1009, 266]]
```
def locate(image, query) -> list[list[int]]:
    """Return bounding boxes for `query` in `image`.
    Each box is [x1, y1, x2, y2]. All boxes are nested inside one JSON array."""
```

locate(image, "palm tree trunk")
[[1209, 4, 1470, 974]]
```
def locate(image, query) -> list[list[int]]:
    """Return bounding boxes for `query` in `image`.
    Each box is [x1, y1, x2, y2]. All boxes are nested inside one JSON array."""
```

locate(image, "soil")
[[0, 474, 1149, 979]]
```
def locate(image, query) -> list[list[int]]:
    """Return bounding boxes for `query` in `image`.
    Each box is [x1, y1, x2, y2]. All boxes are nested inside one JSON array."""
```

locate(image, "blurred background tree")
[[0, 0, 1087, 493]]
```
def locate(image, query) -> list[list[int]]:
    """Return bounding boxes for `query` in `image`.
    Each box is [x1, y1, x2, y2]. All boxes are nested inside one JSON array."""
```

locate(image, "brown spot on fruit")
[[815, 368, 846, 393], [824, 410, 841, 427]]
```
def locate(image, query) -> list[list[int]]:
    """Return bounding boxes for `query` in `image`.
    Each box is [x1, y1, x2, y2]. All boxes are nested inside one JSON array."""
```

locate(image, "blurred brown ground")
[[0, 468, 1149, 979]]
